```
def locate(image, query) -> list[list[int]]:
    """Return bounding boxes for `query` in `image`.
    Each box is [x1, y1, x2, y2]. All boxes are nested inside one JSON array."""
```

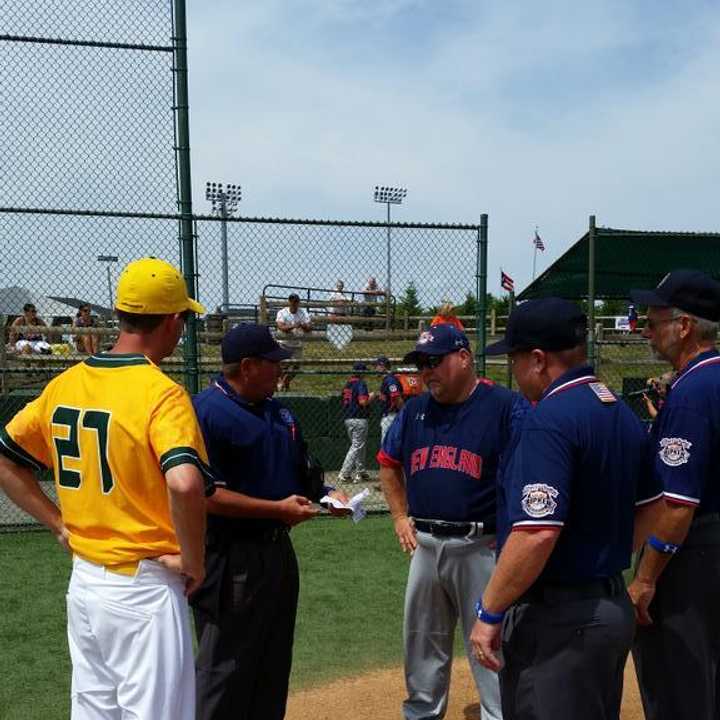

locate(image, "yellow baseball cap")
[[115, 257, 205, 315]]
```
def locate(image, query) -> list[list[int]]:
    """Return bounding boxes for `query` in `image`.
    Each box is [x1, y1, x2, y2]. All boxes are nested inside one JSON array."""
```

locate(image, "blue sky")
[[185, 0, 720, 295]]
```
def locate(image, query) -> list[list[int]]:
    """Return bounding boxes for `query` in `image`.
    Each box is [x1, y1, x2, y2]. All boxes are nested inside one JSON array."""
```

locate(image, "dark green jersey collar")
[[85, 353, 150, 368]]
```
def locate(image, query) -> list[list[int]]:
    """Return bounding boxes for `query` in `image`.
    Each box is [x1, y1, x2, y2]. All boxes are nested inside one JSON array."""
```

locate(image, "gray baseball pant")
[[380, 413, 398, 444], [340, 418, 368, 477], [403, 531, 502, 720]]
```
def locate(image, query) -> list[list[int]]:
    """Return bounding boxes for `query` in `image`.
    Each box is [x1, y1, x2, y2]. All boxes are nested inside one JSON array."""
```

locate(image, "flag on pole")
[[500, 270, 515, 293], [533, 231, 545, 252]]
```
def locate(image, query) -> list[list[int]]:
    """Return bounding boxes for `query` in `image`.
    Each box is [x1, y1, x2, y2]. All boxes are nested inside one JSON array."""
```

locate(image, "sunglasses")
[[415, 352, 456, 370]]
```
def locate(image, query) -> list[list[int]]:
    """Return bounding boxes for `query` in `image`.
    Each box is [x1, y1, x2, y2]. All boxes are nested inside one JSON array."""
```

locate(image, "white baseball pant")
[[67, 556, 195, 720]]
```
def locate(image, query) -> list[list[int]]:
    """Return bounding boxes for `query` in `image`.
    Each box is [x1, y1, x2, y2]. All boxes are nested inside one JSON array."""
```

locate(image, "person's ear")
[[530, 349, 546, 373]]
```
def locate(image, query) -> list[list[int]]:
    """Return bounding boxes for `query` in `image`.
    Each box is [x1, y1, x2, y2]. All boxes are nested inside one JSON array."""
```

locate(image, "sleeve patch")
[[588, 382, 616, 403], [659, 437, 692, 467], [521, 483, 559, 518]]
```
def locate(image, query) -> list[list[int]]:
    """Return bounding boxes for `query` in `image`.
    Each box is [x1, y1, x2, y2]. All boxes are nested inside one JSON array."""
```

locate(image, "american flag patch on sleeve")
[[588, 382, 616, 403]]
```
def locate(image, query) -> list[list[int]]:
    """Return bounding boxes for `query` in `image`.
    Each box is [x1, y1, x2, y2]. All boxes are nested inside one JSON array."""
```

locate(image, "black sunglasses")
[[415, 352, 456, 370]]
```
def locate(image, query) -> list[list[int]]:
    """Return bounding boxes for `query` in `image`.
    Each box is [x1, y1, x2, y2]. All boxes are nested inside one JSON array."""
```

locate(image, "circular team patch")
[[521, 483, 559, 518], [659, 437, 692, 467]]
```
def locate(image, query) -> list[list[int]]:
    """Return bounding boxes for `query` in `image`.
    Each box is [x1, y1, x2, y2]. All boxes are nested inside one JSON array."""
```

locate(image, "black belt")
[[413, 518, 496, 537], [209, 523, 288, 545], [519, 574, 625, 605]]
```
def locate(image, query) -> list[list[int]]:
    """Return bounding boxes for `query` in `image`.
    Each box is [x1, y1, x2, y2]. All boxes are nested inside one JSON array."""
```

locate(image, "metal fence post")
[[476, 214, 488, 375], [173, 0, 200, 394], [587, 215, 596, 369]]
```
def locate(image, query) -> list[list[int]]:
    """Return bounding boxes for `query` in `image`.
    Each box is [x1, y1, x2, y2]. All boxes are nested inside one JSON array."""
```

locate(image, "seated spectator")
[[8, 303, 51, 354], [328, 280, 350, 318], [362, 277, 385, 330], [73, 304, 99, 354], [275, 293, 312, 391], [430, 302, 465, 331]]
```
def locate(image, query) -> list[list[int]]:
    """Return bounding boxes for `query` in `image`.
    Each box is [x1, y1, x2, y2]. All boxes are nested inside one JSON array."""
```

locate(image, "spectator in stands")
[[362, 276, 385, 326], [370, 356, 404, 442], [275, 293, 312, 392], [73, 304, 99, 355], [338, 362, 371, 483], [430, 302, 465, 331], [328, 280, 349, 318], [9, 303, 51, 354]]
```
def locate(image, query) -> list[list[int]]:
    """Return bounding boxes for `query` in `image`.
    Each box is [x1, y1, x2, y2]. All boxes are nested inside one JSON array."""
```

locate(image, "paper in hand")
[[320, 488, 370, 524]]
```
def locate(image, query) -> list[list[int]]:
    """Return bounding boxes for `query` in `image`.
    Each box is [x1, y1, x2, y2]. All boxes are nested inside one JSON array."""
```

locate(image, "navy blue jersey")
[[502, 365, 661, 582], [378, 380, 528, 521], [342, 376, 369, 419], [379, 373, 403, 416], [650, 349, 720, 515], [193, 377, 307, 532]]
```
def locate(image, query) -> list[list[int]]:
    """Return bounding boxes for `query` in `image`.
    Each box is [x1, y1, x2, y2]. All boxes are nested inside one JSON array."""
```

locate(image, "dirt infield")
[[287, 657, 644, 719]]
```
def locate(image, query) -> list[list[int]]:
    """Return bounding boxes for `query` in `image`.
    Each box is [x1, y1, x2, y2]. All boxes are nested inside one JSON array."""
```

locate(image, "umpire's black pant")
[[633, 518, 720, 720], [500, 576, 635, 720], [193, 528, 299, 720]]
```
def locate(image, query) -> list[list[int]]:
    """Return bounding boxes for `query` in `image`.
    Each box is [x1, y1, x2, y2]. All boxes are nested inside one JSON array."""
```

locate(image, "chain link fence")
[[0, 1, 671, 531]]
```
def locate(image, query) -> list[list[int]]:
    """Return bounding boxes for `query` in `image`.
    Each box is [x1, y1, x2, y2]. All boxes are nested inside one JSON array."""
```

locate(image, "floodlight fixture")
[[205, 180, 243, 311], [372, 184, 409, 331], [205, 181, 242, 215], [374, 185, 407, 205]]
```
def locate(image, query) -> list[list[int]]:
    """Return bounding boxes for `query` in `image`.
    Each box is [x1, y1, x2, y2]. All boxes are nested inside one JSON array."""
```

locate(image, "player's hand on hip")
[[394, 515, 417, 554], [470, 619, 503, 672], [628, 578, 655, 626], [156, 554, 205, 597], [54, 524, 71, 554], [278, 494, 320, 526]]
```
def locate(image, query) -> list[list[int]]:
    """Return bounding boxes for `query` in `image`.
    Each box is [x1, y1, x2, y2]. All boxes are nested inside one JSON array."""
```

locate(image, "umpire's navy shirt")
[[501, 365, 661, 582], [650, 349, 720, 515], [342, 376, 370, 419], [193, 376, 306, 532], [378, 380, 528, 522]]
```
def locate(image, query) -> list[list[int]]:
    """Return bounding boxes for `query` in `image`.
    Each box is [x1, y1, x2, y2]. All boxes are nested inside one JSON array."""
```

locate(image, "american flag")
[[500, 270, 514, 293], [533, 231, 545, 252]]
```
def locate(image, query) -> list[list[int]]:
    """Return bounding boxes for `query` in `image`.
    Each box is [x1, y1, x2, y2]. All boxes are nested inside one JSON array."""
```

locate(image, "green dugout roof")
[[518, 227, 720, 300]]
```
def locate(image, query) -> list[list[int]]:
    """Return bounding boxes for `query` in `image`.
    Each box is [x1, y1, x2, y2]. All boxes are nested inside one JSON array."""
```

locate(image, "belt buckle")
[[464, 522, 479, 538]]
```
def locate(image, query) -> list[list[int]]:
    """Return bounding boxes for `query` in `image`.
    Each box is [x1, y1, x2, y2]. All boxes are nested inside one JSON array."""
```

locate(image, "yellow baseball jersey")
[[0, 353, 213, 571]]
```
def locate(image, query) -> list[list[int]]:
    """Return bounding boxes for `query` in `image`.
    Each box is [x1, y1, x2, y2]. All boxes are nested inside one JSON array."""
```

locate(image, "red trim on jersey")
[[511, 525, 563, 533], [357, 394, 369, 403], [377, 449, 402, 468], [663, 493, 700, 508]]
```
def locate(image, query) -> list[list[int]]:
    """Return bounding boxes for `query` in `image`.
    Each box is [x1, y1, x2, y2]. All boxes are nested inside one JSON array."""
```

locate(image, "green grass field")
[[0, 516, 419, 720]]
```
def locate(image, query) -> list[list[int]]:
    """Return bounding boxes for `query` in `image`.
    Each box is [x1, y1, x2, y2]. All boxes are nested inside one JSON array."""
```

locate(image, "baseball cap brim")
[[629, 289, 671, 308], [403, 348, 446, 364], [484, 338, 516, 356], [186, 298, 206, 315]]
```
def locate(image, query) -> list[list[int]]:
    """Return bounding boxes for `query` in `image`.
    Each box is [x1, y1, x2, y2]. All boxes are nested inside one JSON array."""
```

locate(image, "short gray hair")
[[669, 307, 718, 343]]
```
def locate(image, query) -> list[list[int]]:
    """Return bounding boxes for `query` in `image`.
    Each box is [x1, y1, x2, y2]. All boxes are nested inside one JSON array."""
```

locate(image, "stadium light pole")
[[97, 255, 119, 311], [373, 185, 407, 331], [205, 182, 242, 312]]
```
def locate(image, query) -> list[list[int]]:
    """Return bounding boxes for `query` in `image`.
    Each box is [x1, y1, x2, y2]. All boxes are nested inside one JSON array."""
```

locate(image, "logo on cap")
[[418, 331, 434, 345]]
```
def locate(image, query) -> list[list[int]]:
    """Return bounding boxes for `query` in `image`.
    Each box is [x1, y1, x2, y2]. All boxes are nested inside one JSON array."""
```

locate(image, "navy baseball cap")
[[352, 362, 367, 372], [375, 355, 390, 367], [403, 324, 471, 364], [221, 324, 294, 363], [630, 269, 720, 322], [485, 298, 586, 355]]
